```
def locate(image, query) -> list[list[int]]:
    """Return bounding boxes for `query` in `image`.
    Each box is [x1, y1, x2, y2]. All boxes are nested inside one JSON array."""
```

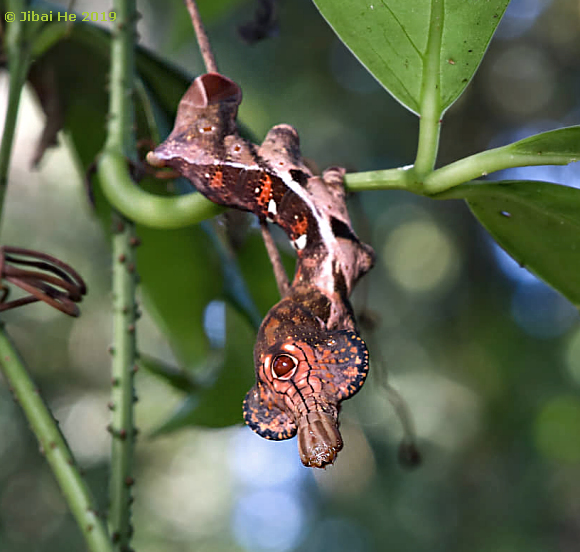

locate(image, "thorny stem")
[[108, 217, 139, 550], [103, 0, 139, 549], [105, 0, 137, 156], [184, 0, 219, 73], [0, 325, 113, 552], [98, 0, 225, 225]]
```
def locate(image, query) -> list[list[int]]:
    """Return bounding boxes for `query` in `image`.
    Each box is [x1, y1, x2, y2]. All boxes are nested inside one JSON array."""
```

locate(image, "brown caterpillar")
[[148, 73, 374, 467]]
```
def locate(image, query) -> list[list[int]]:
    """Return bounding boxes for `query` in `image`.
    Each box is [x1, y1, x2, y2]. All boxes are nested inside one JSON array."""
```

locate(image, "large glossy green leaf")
[[440, 181, 580, 306], [312, 0, 509, 114]]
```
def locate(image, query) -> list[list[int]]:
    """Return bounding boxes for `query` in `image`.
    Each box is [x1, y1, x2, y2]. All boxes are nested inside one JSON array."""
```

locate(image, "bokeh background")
[[1, 0, 580, 551]]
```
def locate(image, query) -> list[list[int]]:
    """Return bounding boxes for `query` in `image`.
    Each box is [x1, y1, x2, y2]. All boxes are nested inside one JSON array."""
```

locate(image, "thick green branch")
[[97, 152, 222, 228], [0, 326, 113, 552], [413, 0, 444, 178]]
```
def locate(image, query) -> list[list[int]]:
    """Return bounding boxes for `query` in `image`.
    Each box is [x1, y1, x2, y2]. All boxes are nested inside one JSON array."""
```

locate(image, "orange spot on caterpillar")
[[210, 169, 223, 188], [292, 215, 309, 237], [257, 174, 273, 206]]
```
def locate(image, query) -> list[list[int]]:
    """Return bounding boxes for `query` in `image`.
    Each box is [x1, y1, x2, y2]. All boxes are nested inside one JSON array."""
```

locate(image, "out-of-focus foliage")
[[1, 0, 580, 551]]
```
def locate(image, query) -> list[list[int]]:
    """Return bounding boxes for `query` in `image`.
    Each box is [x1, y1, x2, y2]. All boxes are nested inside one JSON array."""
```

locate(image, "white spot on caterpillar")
[[204, 173, 210, 178], [254, 187, 260, 194], [294, 234, 307, 250], [275, 169, 335, 249], [268, 199, 277, 216]]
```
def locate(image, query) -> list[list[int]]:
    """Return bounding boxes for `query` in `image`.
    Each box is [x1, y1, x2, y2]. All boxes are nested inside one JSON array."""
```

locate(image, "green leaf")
[[440, 181, 580, 306], [151, 304, 256, 433], [136, 224, 221, 367], [312, 0, 509, 114], [204, 220, 263, 330], [235, 232, 294, 317], [507, 126, 580, 161]]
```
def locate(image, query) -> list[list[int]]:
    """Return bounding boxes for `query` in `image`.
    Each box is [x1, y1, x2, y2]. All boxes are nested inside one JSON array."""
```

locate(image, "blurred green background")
[[1, 0, 580, 551]]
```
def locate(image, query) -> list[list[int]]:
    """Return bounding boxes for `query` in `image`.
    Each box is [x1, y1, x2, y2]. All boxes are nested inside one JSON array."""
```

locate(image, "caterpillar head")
[[243, 329, 369, 468]]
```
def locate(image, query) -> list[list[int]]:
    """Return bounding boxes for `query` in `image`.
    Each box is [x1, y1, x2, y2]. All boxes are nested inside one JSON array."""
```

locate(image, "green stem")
[[97, 151, 223, 228], [0, 325, 113, 552], [423, 146, 577, 195], [108, 216, 138, 549], [103, 0, 139, 549], [0, 0, 31, 219], [413, 0, 444, 178], [105, 0, 137, 156], [344, 166, 413, 192]]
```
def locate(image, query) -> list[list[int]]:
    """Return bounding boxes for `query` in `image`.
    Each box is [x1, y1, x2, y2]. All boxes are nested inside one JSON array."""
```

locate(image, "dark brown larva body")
[[148, 73, 374, 468]]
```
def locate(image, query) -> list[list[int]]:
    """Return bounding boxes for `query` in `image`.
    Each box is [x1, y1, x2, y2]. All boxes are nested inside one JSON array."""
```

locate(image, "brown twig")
[[0, 246, 87, 316], [260, 221, 289, 297], [184, 0, 219, 73]]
